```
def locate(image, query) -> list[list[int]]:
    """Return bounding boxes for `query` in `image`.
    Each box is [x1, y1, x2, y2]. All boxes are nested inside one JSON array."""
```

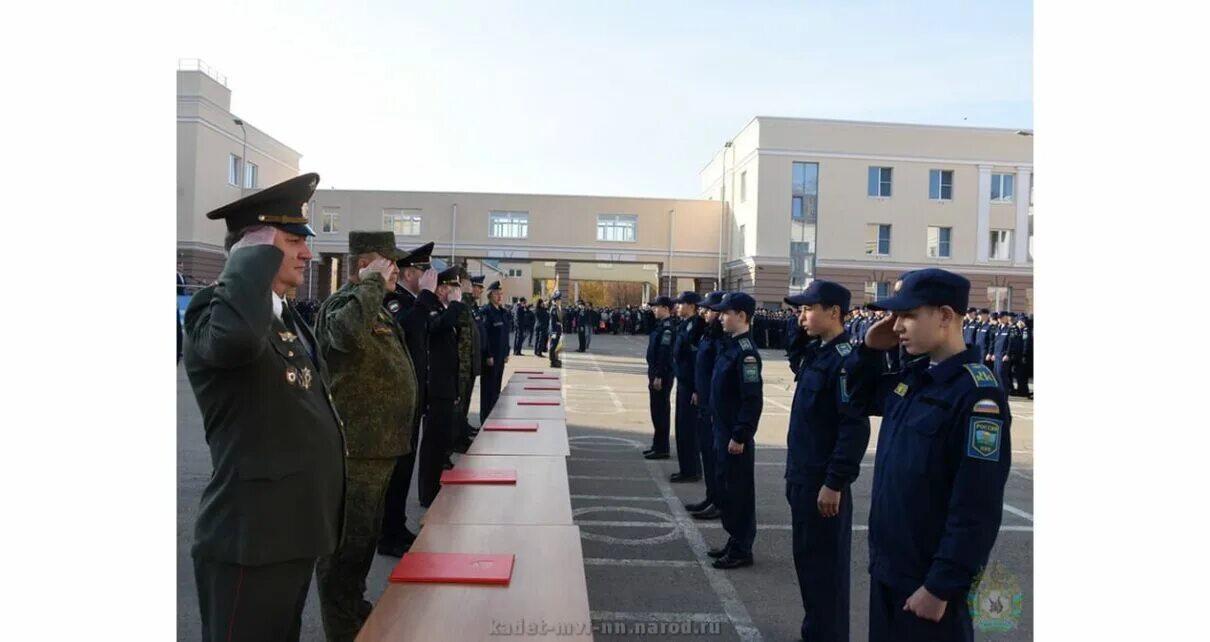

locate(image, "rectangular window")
[[244, 162, 258, 189], [866, 224, 891, 256], [927, 226, 952, 258], [228, 154, 241, 186], [990, 229, 1013, 260], [929, 169, 953, 200], [789, 241, 814, 287], [740, 171, 748, 202], [596, 214, 637, 242], [864, 281, 892, 302], [490, 211, 529, 239], [321, 207, 340, 234], [868, 166, 892, 197], [383, 209, 422, 236], [988, 286, 1013, 311], [791, 162, 818, 222], [991, 173, 1015, 202]]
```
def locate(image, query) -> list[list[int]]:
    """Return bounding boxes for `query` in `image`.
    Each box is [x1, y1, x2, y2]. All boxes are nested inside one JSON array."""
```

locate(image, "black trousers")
[[787, 479, 853, 642], [379, 405, 423, 547], [869, 579, 972, 642], [549, 330, 563, 366], [648, 379, 672, 453], [194, 556, 315, 642], [513, 328, 525, 355], [480, 361, 500, 423], [696, 407, 717, 505], [534, 328, 548, 356], [461, 375, 477, 440], [1012, 359, 1031, 396], [674, 380, 700, 476], [577, 329, 586, 351], [418, 397, 455, 507], [715, 431, 755, 557]]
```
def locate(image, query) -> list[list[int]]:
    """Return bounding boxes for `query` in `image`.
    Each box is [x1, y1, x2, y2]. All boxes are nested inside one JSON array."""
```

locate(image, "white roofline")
[[752, 115, 1029, 135]]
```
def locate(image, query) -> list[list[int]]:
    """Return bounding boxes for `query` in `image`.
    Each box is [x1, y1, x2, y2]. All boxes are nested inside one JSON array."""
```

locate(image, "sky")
[[177, 0, 1032, 199]]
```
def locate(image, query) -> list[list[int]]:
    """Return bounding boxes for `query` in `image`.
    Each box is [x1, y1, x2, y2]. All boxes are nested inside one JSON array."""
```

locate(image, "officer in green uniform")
[[453, 268, 483, 456], [314, 231, 419, 642], [183, 173, 347, 642]]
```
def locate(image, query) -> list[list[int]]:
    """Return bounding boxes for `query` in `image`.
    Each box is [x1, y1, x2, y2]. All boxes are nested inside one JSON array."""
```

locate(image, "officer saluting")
[[847, 268, 1012, 641], [418, 265, 467, 507], [183, 173, 346, 642], [706, 292, 763, 570], [783, 281, 871, 642]]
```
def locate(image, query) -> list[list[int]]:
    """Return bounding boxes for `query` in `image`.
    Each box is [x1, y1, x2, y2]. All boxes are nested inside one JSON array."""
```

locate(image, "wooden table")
[[425, 455, 572, 526], [468, 419, 570, 457], [356, 525, 594, 641], [487, 396, 567, 420]]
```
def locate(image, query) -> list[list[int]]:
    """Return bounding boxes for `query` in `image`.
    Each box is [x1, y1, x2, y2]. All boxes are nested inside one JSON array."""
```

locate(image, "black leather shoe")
[[692, 506, 722, 520], [376, 541, 411, 557], [644, 451, 670, 460], [443, 458, 454, 470], [712, 554, 754, 569], [670, 473, 701, 483], [453, 439, 472, 454], [684, 500, 711, 512], [707, 546, 730, 559]]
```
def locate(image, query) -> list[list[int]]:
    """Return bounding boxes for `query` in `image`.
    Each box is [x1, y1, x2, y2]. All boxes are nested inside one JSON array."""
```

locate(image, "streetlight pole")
[[719, 141, 732, 290], [233, 118, 248, 195]]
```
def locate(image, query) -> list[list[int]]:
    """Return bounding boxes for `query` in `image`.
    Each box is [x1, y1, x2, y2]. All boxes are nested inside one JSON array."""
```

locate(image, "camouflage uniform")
[[314, 250, 418, 642], [456, 291, 482, 442]]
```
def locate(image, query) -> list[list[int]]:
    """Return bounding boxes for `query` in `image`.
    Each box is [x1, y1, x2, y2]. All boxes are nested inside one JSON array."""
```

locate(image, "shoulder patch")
[[661, 329, 673, 345], [741, 358, 761, 383], [972, 399, 1001, 415], [738, 337, 754, 351], [963, 363, 999, 388], [835, 343, 852, 357], [386, 300, 400, 313], [967, 416, 1003, 461]]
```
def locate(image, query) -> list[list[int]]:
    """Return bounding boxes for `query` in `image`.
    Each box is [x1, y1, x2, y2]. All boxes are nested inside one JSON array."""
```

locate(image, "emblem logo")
[[967, 561, 1023, 633], [301, 367, 314, 390]]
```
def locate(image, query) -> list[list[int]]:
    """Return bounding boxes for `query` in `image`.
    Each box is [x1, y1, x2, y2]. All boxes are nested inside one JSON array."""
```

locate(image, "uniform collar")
[[272, 290, 285, 321], [921, 347, 979, 384]]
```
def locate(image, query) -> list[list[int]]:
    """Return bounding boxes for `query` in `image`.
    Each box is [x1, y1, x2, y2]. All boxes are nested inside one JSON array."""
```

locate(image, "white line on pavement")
[[571, 494, 666, 502], [1002, 502, 1034, 522], [583, 558, 698, 568], [569, 474, 651, 481], [574, 520, 1034, 533], [590, 611, 732, 623]]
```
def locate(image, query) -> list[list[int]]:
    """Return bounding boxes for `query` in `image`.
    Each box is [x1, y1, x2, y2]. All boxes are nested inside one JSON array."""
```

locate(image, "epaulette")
[[738, 337, 754, 351], [834, 343, 852, 357]]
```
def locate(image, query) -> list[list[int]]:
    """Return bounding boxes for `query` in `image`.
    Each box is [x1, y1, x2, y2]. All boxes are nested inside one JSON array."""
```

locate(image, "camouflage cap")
[[348, 230, 405, 261]]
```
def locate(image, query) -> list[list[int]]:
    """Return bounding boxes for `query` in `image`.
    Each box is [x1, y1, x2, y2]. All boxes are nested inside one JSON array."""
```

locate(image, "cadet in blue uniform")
[[783, 281, 871, 642], [481, 281, 511, 420], [991, 312, 1013, 395], [685, 291, 726, 519], [706, 292, 763, 569], [961, 308, 978, 348], [533, 299, 549, 358], [671, 291, 706, 482], [847, 268, 1012, 642], [643, 296, 677, 460], [975, 309, 993, 363], [548, 290, 565, 367], [575, 300, 589, 352], [512, 298, 529, 356], [1012, 316, 1032, 398]]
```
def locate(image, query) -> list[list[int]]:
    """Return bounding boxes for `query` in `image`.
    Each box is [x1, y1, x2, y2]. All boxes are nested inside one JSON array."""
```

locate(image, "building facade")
[[700, 117, 1034, 312]]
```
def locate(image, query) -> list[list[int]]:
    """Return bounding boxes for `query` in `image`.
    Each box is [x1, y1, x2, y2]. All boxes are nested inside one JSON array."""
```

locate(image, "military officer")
[[685, 291, 726, 520], [848, 268, 1012, 641], [481, 281, 511, 420], [451, 271, 484, 456], [643, 296, 677, 460], [706, 292, 763, 569], [183, 173, 346, 642], [314, 231, 418, 642], [783, 281, 871, 642], [671, 291, 706, 482], [378, 242, 439, 557], [585, 302, 597, 351], [548, 290, 565, 367], [575, 300, 589, 352], [975, 308, 994, 363], [417, 266, 466, 507], [992, 312, 1014, 395]]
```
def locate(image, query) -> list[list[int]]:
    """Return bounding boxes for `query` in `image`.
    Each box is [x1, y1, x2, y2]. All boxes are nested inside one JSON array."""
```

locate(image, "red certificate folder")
[[389, 552, 515, 585], [523, 386, 560, 391], [517, 399, 560, 406], [440, 468, 517, 485], [482, 421, 539, 432]]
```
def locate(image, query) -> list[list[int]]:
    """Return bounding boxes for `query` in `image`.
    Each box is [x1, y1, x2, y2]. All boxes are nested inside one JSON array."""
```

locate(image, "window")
[[740, 171, 748, 202], [383, 209, 422, 236], [791, 162, 818, 222], [596, 214, 637, 242], [506, 268, 523, 277], [321, 207, 340, 234], [929, 169, 953, 200], [991, 174, 1015, 202], [866, 224, 891, 256], [738, 224, 747, 255], [990, 229, 1013, 260], [864, 281, 892, 301], [927, 226, 952, 258], [228, 154, 241, 186], [868, 167, 893, 197], [490, 211, 529, 239], [789, 241, 814, 287], [988, 286, 1012, 311], [244, 162, 258, 189]]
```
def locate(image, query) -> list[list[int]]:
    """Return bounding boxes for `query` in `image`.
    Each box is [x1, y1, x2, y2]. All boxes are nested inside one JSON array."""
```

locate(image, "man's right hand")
[[419, 268, 439, 293], [651, 378, 663, 392], [359, 257, 395, 284], [229, 226, 277, 254], [863, 314, 899, 351]]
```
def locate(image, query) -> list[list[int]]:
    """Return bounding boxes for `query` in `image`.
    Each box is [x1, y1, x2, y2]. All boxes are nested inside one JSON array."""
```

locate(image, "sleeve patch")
[[661, 330, 673, 345], [967, 417, 1003, 461], [972, 399, 1001, 415], [963, 363, 1000, 388], [742, 360, 761, 383], [835, 343, 852, 356]]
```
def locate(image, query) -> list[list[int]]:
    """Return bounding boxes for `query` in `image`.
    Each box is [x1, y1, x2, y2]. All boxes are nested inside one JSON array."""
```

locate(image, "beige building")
[[700, 117, 1034, 311]]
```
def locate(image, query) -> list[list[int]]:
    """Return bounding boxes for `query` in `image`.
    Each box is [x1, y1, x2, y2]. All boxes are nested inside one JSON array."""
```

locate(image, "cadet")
[[183, 173, 346, 641], [961, 308, 978, 348], [705, 292, 762, 569], [575, 300, 589, 352], [417, 266, 466, 507], [847, 268, 1011, 641], [643, 296, 677, 460], [991, 311, 1014, 395], [548, 290, 565, 367], [671, 291, 706, 482], [1013, 316, 1032, 399], [314, 231, 418, 642], [533, 299, 549, 357], [974, 308, 994, 362], [685, 291, 726, 520], [378, 242, 439, 557], [512, 297, 529, 356], [452, 272, 484, 455], [481, 281, 511, 420], [783, 281, 871, 642], [585, 302, 597, 351]]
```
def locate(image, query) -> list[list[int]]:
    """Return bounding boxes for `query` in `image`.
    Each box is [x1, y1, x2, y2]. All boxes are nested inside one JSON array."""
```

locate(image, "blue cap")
[[709, 292, 756, 317], [703, 291, 725, 308], [551, 289, 563, 302], [470, 275, 485, 286], [648, 295, 675, 309], [784, 280, 851, 311], [675, 291, 702, 305], [487, 281, 502, 292], [979, 308, 990, 315], [870, 268, 970, 312]]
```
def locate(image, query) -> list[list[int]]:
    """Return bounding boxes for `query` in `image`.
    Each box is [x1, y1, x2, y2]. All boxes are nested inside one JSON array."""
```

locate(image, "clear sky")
[[178, 0, 1031, 198]]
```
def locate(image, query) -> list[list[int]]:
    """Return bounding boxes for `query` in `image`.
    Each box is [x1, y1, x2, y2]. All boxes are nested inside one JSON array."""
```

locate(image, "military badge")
[[967, 416, 1003, 461], [741, 355, 761, 383], [893, 382, 909, 397], [285, 367, 299, 386], [972, 399, 1001, 415], [300, 367, 314, 390], [967, 561, 1023, 633], [661, 330, 673, 346], [387, 300, 401, 314], [963, 363, 999, 388], [835, 343, 852, 357], [278, 331, 297, 343]]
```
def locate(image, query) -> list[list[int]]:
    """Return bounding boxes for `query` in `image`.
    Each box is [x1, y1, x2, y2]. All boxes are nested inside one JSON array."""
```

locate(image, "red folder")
[[389, 552, 515, 585], [517, 399, 561, 406], [523, 386, 560, 391], [440, 468, 517, 485], [482, 421, 539, 432]]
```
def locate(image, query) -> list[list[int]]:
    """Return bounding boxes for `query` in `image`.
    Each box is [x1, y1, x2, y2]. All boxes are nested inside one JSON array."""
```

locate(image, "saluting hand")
[[359, 258, 396, 285], [863, 314, 899, 351], [817, 485, 842, 518], [419, 268, 438, 293], [229, 225, 278, 254], [903, 586, 947, 622]]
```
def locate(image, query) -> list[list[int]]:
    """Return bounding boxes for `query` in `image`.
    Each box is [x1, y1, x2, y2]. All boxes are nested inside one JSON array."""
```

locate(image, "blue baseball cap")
[[703, 291, 726, 308], [487, 281, 502, 292], [675, 291, 702, 305], [870, 268, 970, 312], [648, 295, 675, 309], [709, 292, 756, 317], [785, 280, 851, 312]]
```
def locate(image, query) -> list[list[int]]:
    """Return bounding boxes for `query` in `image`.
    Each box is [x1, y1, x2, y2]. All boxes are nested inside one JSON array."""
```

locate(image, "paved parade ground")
[[178, 333, 1034, 641]]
